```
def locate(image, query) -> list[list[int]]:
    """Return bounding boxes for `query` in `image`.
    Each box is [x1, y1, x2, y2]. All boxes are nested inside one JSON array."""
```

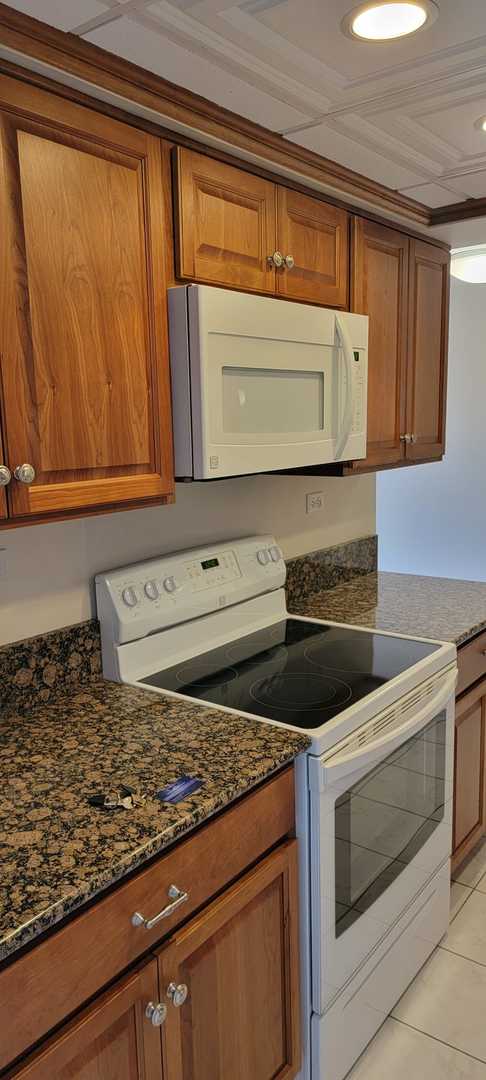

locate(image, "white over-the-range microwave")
[[168, 285, 368, 480]]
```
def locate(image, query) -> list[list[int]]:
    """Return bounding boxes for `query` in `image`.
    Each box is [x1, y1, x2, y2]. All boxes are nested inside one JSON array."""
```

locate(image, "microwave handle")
[[319, 669, 457, 785], [334, 313, 355, 458]]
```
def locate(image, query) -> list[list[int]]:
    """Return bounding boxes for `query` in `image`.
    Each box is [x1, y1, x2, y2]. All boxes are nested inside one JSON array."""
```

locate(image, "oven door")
[[189, 287, 368, 478], [308, 666, 456, 1016]]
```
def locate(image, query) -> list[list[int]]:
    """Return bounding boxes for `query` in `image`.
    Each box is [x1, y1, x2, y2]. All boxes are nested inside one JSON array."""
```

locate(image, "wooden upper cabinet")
[[174, 147, 277, 293], [351, 217, 409, 470], [405, 239, 449, 462], [11, 961, 164, 1080], [158, 841, 301, 1080], [0, 428, 8, 520], [276, 188, 349, 307], [0, 75, 174, 518]]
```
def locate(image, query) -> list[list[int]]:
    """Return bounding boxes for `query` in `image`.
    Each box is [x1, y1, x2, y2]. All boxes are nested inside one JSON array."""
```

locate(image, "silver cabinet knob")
[[268, 251, 285, 269], [0, 465, 11, 487], [167, 981, 188, 1008], [284, 254, 295, 269], [400, 434, 416, 445], [14, 463, 36, 484], [145, 1001, 167, 1027]]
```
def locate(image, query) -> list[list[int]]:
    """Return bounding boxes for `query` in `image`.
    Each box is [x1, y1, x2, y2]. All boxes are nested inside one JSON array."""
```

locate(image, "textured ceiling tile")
[[286, 123, 427, 189], [4, 0, 112, 31]]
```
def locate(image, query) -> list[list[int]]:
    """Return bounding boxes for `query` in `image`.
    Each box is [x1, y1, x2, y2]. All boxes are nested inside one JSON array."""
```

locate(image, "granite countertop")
[[290, 570, 486, 647], [0, 680, 308, 964]]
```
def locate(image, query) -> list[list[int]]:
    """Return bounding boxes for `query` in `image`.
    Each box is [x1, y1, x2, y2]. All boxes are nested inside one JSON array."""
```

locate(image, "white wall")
[[0, 472, 375, 646], [378, 277, 486, 580]]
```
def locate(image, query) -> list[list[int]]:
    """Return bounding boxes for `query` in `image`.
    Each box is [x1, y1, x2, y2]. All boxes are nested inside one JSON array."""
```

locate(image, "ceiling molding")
[[431, 198, 486, 225], [0, 1, 430, 226], [0, 2, 483, 229]]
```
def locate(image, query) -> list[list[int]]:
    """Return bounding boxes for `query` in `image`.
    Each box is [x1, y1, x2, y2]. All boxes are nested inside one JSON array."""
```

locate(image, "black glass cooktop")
[[141, 619, 440, 730]]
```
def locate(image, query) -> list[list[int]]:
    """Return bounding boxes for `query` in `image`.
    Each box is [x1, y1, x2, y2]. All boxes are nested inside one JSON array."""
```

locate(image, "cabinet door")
[[452, 679, 486, 872], [11, 961, 164, 1080], [158, 841, 300, 1080], [276, 188, 349, 307], [0, 427, 7, 520], [0, 75, 174, 518], [350, 217, 409, 470], [174, 147, 277, 293], [405, 239, 449, 463]]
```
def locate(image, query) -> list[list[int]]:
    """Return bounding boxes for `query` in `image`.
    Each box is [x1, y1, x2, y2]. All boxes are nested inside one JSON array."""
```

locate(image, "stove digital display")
[[201, 557, 219, 570]]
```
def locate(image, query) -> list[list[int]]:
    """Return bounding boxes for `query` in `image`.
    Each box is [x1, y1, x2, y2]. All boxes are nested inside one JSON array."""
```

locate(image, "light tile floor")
[[347, 841, 486, 1078]]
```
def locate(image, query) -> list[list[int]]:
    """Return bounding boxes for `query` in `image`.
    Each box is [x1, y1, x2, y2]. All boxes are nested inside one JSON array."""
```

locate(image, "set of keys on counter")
[[88, 776, 203, 811]]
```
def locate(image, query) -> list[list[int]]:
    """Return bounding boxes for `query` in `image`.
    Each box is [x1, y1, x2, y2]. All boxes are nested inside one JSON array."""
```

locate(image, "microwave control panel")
[[351, 349, 366, 435]]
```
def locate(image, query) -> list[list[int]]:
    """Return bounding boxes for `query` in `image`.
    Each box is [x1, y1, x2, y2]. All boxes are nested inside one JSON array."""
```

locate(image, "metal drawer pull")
[[145, 1001, 167, 1027], [167, 981, 189, 1007], [132, 884, 189, 930]]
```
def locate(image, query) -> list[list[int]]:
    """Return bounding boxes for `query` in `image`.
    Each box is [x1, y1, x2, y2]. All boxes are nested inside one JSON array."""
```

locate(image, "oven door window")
[[335, 712, 446, 938]]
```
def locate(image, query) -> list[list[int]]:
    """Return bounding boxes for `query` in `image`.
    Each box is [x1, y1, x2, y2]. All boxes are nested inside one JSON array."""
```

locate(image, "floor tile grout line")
[[390, 1014, 486, 1066], [439, 942, 486, 969]]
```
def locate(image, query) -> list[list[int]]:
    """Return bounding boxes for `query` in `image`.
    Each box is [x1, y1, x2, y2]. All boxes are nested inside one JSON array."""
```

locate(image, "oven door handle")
[[319, 669, 457, 784]]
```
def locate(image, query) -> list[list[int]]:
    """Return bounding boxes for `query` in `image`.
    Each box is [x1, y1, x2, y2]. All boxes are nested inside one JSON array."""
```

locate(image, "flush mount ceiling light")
[[342, 1, 438, 41], [451, 246, 486, 284], [474, 115, 486, 132]]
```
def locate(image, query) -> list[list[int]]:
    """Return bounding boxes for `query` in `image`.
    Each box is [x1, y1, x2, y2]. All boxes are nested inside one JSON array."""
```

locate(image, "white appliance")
[[168, 286, 368, 479], [96, 536, 456, 1080]]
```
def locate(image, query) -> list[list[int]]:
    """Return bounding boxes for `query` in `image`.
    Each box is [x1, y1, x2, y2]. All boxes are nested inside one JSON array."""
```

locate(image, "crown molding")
[[0, 2, 482, 229], [0, 1, 430, 226]]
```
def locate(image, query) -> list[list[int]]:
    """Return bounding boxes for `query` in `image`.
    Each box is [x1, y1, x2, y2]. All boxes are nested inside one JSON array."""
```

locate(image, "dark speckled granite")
[[0, 680, 308, 963], [285, 535, 377, 608], [290, 570, 486, 647], [0, 621, 101, 712]]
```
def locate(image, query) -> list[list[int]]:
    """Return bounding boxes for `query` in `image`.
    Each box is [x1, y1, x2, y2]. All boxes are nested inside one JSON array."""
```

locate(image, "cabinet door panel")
[[0, 76, 173, 517], [158, 841, 300, 1080], [0, 427, 7, 519], [350, 217, 409, 470], [406, 239, 449, 462], [174, 147, 276, 293], [11, 961, 163, 1080], [276, 188, 349, 307], [453, 680, 486, 871]]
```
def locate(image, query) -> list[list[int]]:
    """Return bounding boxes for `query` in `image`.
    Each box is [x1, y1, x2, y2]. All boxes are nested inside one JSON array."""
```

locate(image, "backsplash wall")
[[0, 472, 375, 646]]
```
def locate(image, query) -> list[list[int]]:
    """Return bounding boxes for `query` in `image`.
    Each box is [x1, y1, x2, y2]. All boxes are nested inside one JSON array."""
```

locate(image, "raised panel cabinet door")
[[0, 74, 174, 518], [276, 188, 349, 307], [158, 840, 301, 1080], [452, 680, 486, 872], [173, 147, 277, 293], [350, 217, 409, 471], [405, 239, 450, 463], [9, 961, 164, 1080], [0, 427, 8, 519]]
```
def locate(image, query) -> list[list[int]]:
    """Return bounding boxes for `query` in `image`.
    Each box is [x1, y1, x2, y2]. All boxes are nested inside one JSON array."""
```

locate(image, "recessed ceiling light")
[[451, 246, 486, 284], [474, 115, 486, 133], [342, 1, 438, 42]]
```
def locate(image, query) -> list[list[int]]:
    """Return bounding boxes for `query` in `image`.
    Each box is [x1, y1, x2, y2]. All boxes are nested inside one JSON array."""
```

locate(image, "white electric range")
[[96, 535, 457, 1080]]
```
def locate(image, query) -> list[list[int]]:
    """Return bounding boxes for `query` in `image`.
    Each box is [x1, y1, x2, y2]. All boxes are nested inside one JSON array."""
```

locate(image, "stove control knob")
[[257, 549, 270, 566], [163, 576, 177, 594], [122, 586, 139, 608], [269, 545, 282, 563], [145, 580, 159, 601]]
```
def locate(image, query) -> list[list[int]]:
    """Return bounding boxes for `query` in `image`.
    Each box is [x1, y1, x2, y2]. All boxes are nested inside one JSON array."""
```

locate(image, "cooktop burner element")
[[141, 619, 440, 730]]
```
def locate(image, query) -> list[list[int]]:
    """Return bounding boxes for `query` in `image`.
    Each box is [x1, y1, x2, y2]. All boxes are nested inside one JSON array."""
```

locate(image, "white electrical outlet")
[[306, 491, 324, 514]]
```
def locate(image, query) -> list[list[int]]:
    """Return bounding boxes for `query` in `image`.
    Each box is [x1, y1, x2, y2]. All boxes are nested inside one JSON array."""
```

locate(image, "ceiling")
[[5, 0, 486, 210]]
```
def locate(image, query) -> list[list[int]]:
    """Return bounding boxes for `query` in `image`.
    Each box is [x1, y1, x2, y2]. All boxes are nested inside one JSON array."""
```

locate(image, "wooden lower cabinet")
[[9, 962, 164, 1080], [452, 677, 486, 872], [158, 840, 300, 1080]]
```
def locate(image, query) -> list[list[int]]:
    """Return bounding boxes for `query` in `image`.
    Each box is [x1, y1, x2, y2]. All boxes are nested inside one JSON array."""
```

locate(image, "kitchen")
[[1, 1, 486, 1078]]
